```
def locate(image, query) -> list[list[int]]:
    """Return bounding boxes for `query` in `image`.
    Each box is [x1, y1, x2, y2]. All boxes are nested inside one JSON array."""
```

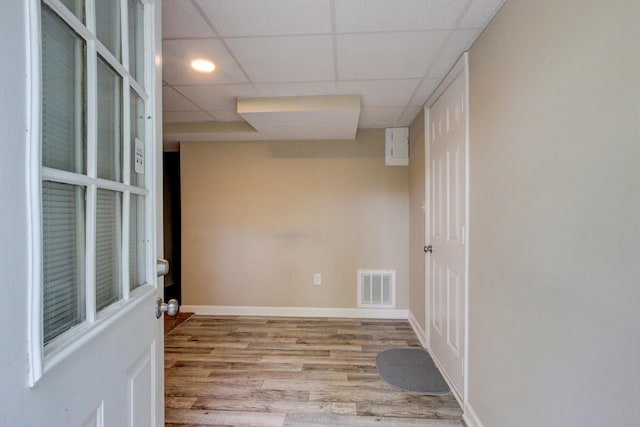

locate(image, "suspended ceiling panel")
[[161, 0, 507, 146], [238, 94, 361, 140]]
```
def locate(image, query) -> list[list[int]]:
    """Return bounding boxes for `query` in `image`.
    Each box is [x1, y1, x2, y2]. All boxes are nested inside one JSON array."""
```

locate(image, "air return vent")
[[357, 269, 396, 308]]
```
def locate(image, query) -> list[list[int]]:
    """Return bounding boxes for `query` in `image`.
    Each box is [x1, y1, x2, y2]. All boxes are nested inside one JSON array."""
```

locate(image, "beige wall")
[[408, 110, 426, 331], [181, 129, 410, 309], [467, 0, 640, 426]]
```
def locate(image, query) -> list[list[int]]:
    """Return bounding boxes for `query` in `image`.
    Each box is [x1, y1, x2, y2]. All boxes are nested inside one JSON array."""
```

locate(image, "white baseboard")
[[408, 310, 427, 348], [180, 305, 409, 319], [462, 401, 485, 427]]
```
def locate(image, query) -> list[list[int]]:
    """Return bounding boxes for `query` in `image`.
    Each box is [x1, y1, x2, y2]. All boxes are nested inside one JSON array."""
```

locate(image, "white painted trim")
[[27, 0, 43, 387], [147, 1, 165, 425], [463, 401, 486, 427], [408, 310, 427, 348], [181, 305, 409, 319], [462, 52, 471, 404], [423, 105, 430, 349]]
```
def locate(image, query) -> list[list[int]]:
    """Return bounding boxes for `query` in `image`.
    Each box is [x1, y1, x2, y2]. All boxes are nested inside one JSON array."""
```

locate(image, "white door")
[[426, 57, 468, 397], [0, 1, 166, 426]]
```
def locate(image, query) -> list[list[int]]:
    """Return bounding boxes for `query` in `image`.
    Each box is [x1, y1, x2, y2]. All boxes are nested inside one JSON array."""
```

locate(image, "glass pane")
[[130, 91, 145, 187], [41, 5, 86, 174], [128, 0, 144, 85], [96, 189, 122, 311], [59, 0, 85, 22], [96, 0, 121, 60], [97, 57, 123, 182], [129, 194, 146, 290], [42, 182, 85, 345]]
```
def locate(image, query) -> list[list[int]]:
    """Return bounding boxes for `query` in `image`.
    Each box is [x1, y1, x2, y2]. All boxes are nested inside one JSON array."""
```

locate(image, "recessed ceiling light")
[[191, 59, 215, 73]]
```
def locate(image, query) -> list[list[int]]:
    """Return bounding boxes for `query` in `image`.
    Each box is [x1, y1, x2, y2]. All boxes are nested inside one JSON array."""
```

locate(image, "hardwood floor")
[[165, 316, 463, 427]]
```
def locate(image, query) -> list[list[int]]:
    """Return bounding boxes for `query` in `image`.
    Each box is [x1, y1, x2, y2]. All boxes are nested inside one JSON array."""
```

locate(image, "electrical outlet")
[[313, 273, 322, 285]]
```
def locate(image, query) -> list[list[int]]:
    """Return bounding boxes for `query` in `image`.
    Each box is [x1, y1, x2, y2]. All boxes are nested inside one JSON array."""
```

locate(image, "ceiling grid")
[[161, 0, 506, 144]]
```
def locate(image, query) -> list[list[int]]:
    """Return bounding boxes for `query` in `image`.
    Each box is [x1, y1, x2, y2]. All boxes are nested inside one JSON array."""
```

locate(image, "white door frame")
[[424, 52, 470, 404], [151, 0, 165, 423]]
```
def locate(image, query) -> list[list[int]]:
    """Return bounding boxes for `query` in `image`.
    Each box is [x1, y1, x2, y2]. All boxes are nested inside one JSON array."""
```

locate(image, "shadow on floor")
[[164, 312, 193, 335]]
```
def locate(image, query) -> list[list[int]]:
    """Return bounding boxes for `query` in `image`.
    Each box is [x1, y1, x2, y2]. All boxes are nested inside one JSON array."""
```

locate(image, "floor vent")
[[357, 269, 396, 308]]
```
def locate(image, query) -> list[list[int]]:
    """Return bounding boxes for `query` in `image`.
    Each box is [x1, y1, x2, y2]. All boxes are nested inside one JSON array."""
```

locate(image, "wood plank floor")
[[165, 316, 463, 427]]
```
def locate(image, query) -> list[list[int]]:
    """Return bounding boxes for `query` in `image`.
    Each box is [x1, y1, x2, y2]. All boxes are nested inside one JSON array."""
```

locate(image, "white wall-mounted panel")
[[385, 127, 409, 166]]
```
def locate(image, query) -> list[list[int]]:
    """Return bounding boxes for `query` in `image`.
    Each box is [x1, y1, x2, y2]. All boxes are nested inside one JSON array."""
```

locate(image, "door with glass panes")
[[2, 0, 164, 425]]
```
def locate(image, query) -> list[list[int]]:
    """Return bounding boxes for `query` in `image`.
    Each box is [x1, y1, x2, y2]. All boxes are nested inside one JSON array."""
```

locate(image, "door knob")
[[424, 245, 433, 253], [156, 298, 179, 318], [156, 258, 169, 277]]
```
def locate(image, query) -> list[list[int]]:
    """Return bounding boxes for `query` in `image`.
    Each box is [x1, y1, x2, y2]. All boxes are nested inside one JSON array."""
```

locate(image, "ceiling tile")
[[458, 0, 506, 28], [226, 36, 335, 83], [337, 31, 450, 80], [337, 79, 420, 107], [162, 0, 216, 39], [255, 82, 336, 97], [196, 0, 332, 36], [162, 39, 249, 85], [428, 29, 479, 78], [163, 86, 200, 111], [410, 77, 442, 106], [160, 0, 503, 142], [335, 0, 468, 32], [398, 106, 424, 126], [238, 95, 360, 140], [164, 111, 214, 123], [358, 106, 405, 128], [175, 84, 258, 111]]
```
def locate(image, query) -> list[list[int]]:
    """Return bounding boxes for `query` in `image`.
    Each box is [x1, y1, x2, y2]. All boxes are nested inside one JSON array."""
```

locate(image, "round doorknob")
[[156, 298, 180, 318], [166, 299, 179, 316]]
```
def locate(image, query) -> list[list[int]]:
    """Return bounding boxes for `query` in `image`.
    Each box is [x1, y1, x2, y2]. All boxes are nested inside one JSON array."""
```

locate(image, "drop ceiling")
[[162, 0, 505, 147]]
